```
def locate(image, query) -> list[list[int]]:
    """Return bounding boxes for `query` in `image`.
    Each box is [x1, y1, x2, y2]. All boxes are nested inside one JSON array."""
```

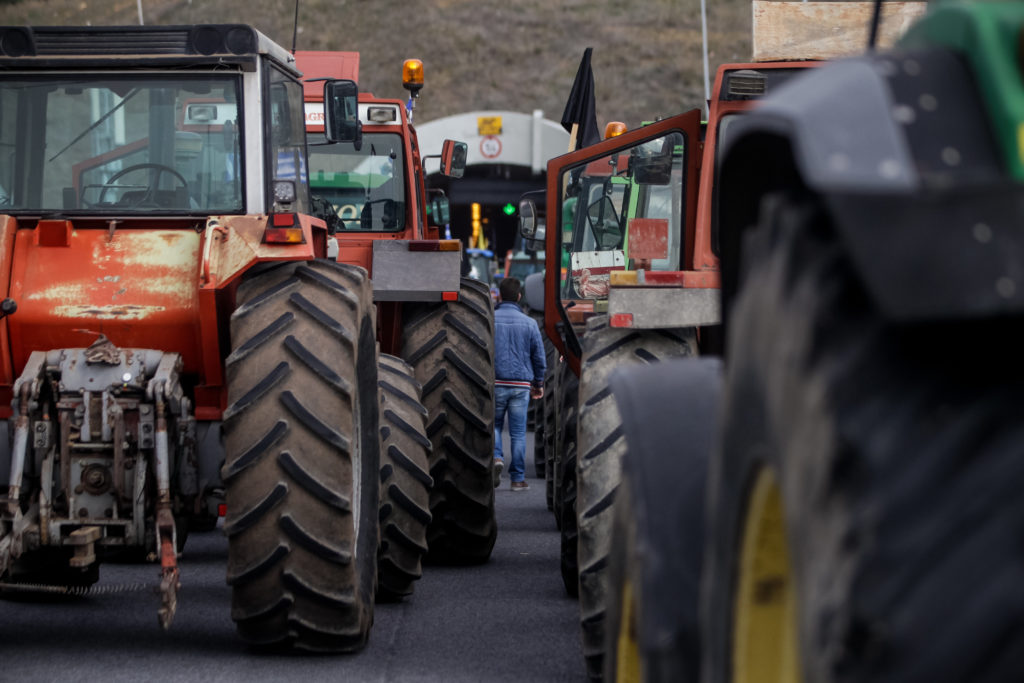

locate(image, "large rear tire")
[[533, 332, 557, 479], [557, 363, 580, 598], [705, 194, 1024, 683], [376, 354, 432, 602], [222, 260, 380, 652], [542, 346, 558, 510], [576, 316, 696, 680], [401, 277, 497, 564]]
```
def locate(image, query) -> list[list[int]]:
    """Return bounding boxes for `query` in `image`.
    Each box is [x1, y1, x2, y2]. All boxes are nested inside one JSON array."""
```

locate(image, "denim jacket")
[[494, 302, 546, 387]]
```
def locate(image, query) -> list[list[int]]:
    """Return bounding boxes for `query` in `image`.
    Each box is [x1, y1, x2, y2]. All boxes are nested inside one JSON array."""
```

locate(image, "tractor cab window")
[[307, 132, 406, 232], [559, 131, 685, 299], [0, 74, 244, 214]]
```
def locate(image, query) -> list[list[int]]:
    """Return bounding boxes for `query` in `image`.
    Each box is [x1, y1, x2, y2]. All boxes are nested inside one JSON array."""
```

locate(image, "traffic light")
[[502, 202, 516, 216], [471, 202, 484, 248]]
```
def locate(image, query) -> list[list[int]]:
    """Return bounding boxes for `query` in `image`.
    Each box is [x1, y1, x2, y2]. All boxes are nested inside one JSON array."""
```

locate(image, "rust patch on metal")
[[51, 304, 167, 320], [627, 218, 669, 261]]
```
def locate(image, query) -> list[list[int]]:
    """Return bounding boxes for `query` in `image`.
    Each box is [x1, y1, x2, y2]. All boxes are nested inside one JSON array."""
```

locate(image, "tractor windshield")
[[0, 74, 244, 214], [307, 132, 406, 232], [559, 131, 685, 299]]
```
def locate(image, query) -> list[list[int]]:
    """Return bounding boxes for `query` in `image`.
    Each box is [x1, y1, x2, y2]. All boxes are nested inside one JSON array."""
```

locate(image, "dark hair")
[[499, 277, 522, 302]]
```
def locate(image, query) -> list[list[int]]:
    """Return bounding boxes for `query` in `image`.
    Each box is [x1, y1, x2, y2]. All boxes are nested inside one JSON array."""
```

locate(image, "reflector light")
[[264, 227, 305, 244], [272, 213, 297, 226], [442, 291, 459, 301], [609, 270, 639, 286], [408, 239, 461, 252], [610, 313, 634, 328], [217, 504, 227, 517], [36, 220, 73, 248]]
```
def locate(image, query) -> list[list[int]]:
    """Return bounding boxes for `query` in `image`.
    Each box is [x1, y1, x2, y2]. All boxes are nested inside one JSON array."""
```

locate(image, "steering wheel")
[[97, 163, 189, 207]]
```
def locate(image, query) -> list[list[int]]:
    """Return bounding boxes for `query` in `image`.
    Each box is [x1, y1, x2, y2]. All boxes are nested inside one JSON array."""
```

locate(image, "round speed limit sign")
[[480, 135, 502, 159]]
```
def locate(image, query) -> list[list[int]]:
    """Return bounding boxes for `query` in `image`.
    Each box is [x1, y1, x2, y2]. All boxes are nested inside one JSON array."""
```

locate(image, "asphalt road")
[[0, 432, 586, 682]]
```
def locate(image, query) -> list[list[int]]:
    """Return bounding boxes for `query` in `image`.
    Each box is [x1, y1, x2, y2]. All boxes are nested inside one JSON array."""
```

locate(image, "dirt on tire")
[[400, 277, 497, 564], [706, 194, 1024, 682], [576, 316, 695, 679], [376, 353, 433, 601], [222, 260, 380, 652]]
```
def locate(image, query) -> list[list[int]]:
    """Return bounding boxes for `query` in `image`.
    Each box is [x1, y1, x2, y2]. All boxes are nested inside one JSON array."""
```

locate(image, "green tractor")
[[606, 2, 1024, 682]]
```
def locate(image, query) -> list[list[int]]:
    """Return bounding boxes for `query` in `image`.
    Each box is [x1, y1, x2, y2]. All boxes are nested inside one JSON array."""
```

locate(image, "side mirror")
[[518, 198, 537, 239], [630, 137, 674, 185], [440, 140, 467, 178], [430, 195, 451, 225], [324, 79, 362, 147]]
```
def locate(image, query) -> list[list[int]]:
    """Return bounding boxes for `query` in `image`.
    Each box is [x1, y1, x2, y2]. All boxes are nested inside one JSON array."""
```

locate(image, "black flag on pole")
[[560, 47, 601, 151]]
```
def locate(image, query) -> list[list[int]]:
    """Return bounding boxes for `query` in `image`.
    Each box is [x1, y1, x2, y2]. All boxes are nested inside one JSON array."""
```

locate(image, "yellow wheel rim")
[[614, 577, 642, 683], [732, 466, 801, 683]]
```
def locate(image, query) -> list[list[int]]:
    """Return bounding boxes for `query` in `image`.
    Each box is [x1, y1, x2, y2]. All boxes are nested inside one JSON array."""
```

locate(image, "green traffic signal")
[[502, 202, 516, 216]]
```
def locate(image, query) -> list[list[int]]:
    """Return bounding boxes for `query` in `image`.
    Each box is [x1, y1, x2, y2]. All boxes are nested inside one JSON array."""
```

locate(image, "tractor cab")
[[520, 112, 702, 369]]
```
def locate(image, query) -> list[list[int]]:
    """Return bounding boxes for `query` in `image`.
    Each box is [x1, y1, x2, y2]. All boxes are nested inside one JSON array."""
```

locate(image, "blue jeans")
[[494, 386, 530, 483]]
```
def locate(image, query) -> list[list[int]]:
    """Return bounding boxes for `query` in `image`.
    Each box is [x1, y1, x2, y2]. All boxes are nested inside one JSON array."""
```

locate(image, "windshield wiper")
[[48, 88, 139, 163]]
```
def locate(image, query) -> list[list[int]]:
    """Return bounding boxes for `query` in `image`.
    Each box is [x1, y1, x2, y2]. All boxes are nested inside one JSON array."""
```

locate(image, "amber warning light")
[[403, 59, 424, 94], [604, 122, 627, 139]]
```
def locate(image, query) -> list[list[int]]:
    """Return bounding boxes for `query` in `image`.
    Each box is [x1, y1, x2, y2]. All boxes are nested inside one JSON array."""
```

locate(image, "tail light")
[[264, 213, 306, 244], [408, 239, 461, 252]]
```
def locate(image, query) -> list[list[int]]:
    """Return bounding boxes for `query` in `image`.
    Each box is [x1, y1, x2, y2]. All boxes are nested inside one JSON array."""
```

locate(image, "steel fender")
[[608, 357, 722, 657], [202, 215, 322, 289]]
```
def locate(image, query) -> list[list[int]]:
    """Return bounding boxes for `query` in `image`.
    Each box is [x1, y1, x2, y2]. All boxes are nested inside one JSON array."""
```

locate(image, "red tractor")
[[297, 52, 498, 573], [520, 61, 813, 679], [0, 24, 460, 652]]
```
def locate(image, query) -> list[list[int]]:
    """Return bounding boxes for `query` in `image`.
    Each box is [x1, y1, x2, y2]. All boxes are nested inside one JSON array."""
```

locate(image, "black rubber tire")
[[533, 332, 557, 479], [544, 355, 562, 515], [543, 382, 556, 511], [560, 445, 579, 600], [557, 363, 580, 598], [400, 277, 497, 564], [552, 358, 575, 531], [526, 310, 546, 437], [376, 354, 433, 602], [576, 316, 696, 680], [222, 260, 380, 653], [602, 358, 719, 683], [704, 194, 1024, 683]]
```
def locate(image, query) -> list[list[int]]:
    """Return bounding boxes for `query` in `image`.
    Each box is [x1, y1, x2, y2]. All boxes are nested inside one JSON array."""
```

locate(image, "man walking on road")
[[493, 277, 546, 491]]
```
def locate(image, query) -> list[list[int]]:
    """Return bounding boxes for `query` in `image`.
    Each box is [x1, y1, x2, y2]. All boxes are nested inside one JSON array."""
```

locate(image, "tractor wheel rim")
[[614, 577, 642, 683], [732, 465, 801, 683]]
